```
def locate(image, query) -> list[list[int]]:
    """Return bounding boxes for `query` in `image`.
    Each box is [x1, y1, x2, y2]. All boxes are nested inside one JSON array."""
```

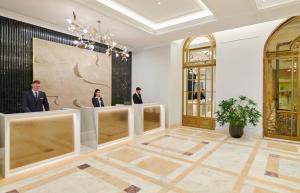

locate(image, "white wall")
[[132, 45, 170, 104], [213, 19, 283, 137], [132, 45, 171, 125], [132, 18, 285, 137], [132, 41, 185, 128]]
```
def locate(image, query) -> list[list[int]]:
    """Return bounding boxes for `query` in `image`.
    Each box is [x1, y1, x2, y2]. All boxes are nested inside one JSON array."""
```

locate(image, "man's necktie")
[[35, 92, 38, 100]]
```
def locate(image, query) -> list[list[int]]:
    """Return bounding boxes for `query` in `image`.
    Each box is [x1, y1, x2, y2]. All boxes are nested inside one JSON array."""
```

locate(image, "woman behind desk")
[[92, 89, 105, 107]]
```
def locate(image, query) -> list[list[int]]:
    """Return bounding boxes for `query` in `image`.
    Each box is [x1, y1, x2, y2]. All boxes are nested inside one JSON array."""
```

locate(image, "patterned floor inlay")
[[1, 127, 300, 193], [124, 185, 141, 193], [77, 164, 91, 170], [6, 190, 19, 193]]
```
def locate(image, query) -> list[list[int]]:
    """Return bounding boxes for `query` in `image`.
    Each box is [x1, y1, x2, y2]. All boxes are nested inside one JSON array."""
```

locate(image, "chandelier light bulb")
[[115, 53, 119, 57], [66, 19, 73, 24], [89, 45, 95, 50], [83, 29, 88, 34], [112, 41, 117, 47], [105, 48, 111, 56]]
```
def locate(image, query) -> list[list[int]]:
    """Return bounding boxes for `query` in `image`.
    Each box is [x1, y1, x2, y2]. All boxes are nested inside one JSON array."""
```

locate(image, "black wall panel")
[[0, 16, 132, 113]]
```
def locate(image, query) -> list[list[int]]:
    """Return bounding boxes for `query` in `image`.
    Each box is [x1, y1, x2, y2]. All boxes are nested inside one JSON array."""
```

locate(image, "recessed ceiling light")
[[157, 1, 161, 5]]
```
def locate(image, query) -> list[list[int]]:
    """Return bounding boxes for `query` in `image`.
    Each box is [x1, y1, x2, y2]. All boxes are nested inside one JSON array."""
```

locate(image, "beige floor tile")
[[27, 171, 121, 193], [240, 180, 295, 193], [171, 128, 199, 136], [106, 148, 146, 163], [226, 136, 259, 147], [202, 143, 253, 173], [136, 157, 181, 177], [176, 166, 237, 193], [267, 142, 298, 153], [279, 158, 300, 180], [196, 131, 225, 139], [151, 136, 199, 152]]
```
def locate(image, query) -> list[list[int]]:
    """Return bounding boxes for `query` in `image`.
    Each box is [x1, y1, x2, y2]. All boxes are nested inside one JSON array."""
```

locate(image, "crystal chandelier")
[[66, 11, 130, 61]]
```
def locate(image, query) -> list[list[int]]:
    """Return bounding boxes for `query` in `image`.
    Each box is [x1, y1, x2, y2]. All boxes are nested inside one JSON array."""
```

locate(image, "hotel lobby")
[[0, 0, 300, 193]]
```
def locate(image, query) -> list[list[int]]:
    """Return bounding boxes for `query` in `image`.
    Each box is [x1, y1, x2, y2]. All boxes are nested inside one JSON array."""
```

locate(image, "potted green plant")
[[216, 96, 261, 138]]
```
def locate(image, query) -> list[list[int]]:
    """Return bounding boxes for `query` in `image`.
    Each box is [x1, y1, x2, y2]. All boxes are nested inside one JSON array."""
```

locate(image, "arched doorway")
[[182, 35, 216, 129], [264, 16, 300, 141]]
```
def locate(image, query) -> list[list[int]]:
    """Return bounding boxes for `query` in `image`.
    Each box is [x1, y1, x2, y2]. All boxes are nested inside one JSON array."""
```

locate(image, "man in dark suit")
[[132, 87, 143, 104], [22, 80, 50, 112]]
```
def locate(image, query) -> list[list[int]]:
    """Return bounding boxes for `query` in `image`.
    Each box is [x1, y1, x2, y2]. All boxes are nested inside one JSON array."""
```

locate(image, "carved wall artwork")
[[33, 38, 111, 110]]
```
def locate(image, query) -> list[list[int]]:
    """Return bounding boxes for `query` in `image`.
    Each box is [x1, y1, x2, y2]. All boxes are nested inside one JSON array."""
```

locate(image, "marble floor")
[[1, 127, 300, 193]]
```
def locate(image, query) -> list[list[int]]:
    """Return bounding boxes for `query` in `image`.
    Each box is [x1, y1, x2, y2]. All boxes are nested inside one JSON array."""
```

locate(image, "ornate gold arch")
[[182, 34, 216, 67], [263, 16, 300, 141]]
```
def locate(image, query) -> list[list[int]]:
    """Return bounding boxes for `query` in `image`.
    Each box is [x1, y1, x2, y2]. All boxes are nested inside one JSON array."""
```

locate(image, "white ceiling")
[[93, 0, 214, 34], [255, 0, 299, 9], [113, 0, 205, 23], [0, 0, 300, 50]]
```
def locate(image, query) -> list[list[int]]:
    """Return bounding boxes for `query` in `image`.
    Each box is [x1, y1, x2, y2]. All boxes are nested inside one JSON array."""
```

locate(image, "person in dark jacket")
[[132, 87, 143, 104], [92, 89, 105, 107], [22, 80, 49, 112], [200, 88, 206, 100]]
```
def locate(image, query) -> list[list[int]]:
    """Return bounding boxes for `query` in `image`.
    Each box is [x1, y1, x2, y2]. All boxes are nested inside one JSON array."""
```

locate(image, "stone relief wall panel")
[[33, 38, 111, 110]]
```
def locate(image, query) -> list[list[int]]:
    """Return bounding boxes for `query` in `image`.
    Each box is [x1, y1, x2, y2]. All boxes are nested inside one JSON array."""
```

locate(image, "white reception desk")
[[81, 103, 165, 149], [0, 103, 165, 178], [81, 105, 134, 150], [0, 109, 80, 178]]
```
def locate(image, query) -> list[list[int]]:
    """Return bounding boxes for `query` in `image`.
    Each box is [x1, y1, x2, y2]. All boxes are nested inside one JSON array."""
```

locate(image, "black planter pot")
[[229, 123, 244, 138]]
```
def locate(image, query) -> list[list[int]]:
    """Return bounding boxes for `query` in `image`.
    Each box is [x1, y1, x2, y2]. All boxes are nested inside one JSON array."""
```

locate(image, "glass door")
[[182, 35, 216, 129], [265, 58, 299, 140]]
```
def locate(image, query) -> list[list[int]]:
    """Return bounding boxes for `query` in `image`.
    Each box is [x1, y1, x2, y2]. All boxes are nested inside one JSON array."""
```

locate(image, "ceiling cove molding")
[[255, 0, 299, 10], [94, 0, 216, 35], [0, 7, 135, 51]]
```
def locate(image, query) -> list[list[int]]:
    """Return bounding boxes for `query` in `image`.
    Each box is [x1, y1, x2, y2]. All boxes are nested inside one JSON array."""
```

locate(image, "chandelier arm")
[[66, 12, 129, 60]]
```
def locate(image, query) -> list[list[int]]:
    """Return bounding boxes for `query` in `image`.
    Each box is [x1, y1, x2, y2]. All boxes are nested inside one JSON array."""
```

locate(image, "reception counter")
[[133, 104, 165, 135], [81, 104, 165, 149], [144, 104, 165, 132], [0, 109, 80, 178], [0, 104, 165, 178], [81, 106, 134, 149]]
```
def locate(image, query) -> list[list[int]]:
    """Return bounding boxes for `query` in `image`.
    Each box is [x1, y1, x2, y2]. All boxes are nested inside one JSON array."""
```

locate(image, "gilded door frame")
[[182, 35, 216, 129], [263, 16, 300, 141]]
